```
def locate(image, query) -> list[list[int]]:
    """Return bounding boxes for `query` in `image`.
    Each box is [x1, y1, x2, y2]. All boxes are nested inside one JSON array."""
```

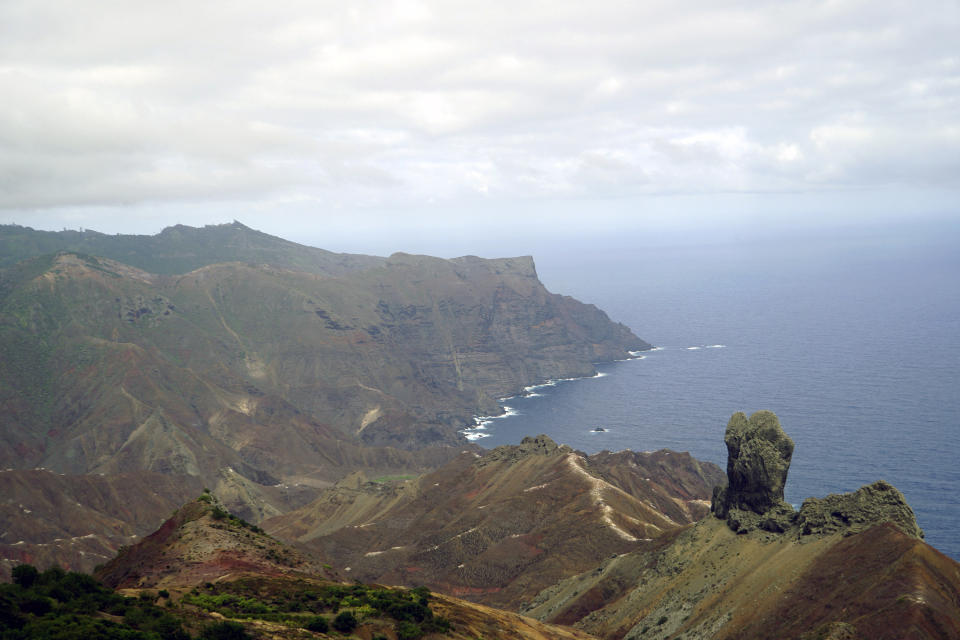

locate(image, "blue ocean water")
[[472, 222, 960, 561]]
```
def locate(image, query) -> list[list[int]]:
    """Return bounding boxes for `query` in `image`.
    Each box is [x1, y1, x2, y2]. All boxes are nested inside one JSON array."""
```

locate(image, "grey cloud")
[[0, 0, 957, 232]]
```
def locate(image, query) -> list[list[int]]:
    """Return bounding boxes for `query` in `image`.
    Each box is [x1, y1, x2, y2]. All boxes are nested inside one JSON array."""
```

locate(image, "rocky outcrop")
[[711, 410, 923, 540], [710, 410, 795, 533], [477, 434, 572, 466], [525, 413, 952, 640], [797, 480, 924, 539]]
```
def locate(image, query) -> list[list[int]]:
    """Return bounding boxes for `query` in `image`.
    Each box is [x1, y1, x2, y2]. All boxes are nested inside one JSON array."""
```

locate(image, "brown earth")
[[0, 469, 205, 582], [94, 494, 601, 640], [95, 496, 338, 590], [0, 225, 646, 575], [265, 436, 724, 610], [522, 412, 960, 640], [524, 517, 960, 640]]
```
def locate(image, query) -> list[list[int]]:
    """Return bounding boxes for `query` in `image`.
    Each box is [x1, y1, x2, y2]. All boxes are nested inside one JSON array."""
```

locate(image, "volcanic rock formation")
[[711, 410, 796, 533], [524, 411, 956, 640], [710, 410, 923, 539]]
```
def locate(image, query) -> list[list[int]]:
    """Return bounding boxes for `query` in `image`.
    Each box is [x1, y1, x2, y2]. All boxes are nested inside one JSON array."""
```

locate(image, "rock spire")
[[711, 410, 922, 539]]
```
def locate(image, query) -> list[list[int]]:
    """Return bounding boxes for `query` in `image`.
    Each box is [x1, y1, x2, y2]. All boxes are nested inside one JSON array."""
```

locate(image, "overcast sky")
[[1, 0, 957, 253]]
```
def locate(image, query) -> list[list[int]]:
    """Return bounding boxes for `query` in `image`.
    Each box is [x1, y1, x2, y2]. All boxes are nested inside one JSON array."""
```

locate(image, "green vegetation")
[[332, 610, 357, 632], [199, 620, 251, 640], [0, 222, 382, 275], [198, 494, 264, 534], [182, 577, 451, 638], [0, 564, 451, 639], [305, 615, 329, 632], [0, 564, 188, 640]]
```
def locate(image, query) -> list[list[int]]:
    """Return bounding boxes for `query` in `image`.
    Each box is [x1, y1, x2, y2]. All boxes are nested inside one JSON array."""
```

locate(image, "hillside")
[[95, 492, 337, 590], [265, 435, 724, 610], [90, 494, 601, 640], [522, 412, 960, 640], [0, 469, 204, 580], [0, 223, 648, 576]]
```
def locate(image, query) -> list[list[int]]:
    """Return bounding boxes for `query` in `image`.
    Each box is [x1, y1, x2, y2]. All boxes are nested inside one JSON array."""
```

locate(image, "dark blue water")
[[471, 223, 960, 560]]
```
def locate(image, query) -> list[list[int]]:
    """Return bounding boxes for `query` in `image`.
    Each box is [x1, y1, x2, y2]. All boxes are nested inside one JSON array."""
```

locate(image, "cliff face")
[[0, 240, 646, 472]]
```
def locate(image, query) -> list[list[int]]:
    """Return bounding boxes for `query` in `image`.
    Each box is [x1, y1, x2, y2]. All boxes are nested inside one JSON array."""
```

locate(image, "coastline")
[[460, 346, 653, 442]]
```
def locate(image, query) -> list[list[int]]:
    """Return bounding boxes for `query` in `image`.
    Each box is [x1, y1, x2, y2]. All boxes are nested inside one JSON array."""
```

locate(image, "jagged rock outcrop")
[[711, 410, 923, 540], [525, 412, 955, 640], [476, 434, 572, 466], [711, 410, 795, 533], [797, 480, 924, 539]]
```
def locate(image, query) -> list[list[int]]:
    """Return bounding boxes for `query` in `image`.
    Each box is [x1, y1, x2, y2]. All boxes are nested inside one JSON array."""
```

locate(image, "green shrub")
[[200, 620, 252, 640], [11, 564, 39, 588], [305, 615, 329, 632], [396, 620, 423, 640], [332, 610, 358, 632]]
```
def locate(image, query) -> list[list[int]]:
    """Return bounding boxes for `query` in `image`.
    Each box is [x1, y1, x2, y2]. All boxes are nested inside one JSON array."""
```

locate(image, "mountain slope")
[[0, 238, 647, 469], [0, 223, 648, 577], [522, 412, 960, 640], [92, 494, 600, 640], [0, 469, 204, 582], [266, 436, 724, 610], [95, 493, 336, 590]]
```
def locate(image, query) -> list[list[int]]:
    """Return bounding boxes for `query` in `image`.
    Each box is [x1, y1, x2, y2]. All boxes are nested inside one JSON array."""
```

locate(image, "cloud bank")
[[1, 0, 957, 236]]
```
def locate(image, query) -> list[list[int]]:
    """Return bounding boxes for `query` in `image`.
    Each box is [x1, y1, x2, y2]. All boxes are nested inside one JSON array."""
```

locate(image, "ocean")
[[467, 221, 960, 561]]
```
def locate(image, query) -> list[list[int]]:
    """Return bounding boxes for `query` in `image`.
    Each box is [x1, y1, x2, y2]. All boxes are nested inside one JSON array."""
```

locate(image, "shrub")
[[305, 615, 329, 632], [200, 620, 252, 640], [11, 564, 39, 588], [396, 620, 423, 640], [332, 610, 358, 632]]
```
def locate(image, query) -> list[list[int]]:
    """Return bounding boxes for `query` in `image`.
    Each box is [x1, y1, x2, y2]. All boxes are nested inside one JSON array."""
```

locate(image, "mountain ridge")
[[264, 435, 724, 610], [0, 222, 649, 579], [521, 412, 960, 640]]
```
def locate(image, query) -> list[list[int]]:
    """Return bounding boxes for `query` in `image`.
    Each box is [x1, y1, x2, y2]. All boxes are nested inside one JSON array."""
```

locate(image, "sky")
[[1, 0, 958, 255]]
